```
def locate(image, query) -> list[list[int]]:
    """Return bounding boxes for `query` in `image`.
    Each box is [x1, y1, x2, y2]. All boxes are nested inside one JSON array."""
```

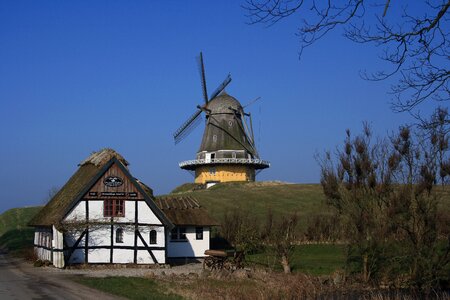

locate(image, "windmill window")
[[149, 230, 157, 244], [104, 199, 125, 217], [115, 228, 124, 243], [213, 135, 217, 143], [228, 120, 233, 127], [232, 152, 236, 158], [243, 135, 246, 142], [196, 227, 203, 240], [211, 153, 215, 160]]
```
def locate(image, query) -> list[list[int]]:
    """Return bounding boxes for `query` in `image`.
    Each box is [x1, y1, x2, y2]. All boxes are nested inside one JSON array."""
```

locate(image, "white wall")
[[63, 224, 165, 264], [52, 226, 64, 268], [34, 227, 52, 262], [168, 227, 210, 258], [66, 200, 162, 225]]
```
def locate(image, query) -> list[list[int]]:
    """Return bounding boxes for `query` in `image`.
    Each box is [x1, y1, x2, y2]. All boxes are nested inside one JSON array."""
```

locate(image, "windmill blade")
[[209, 74, 232, 100], [243, 96, 261, 108], [240, 109, 259, 157], [173, 109, 203, 144], [249, 113, 255, 148], [197, 52, 208, 105]]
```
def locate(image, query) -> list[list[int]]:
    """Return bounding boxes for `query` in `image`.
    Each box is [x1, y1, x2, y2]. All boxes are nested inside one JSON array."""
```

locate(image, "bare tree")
[[263, 210, 299, 273], [243, 1, 449, 120], [43, 186, 60, 204], [318, 115, 449, 287]]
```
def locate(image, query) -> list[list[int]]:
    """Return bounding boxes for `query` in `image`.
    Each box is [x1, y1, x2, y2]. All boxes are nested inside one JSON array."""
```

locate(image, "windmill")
[[174, 52, 270, 187]]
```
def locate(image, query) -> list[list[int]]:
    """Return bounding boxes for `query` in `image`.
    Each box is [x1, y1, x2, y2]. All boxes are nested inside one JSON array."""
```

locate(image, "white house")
[[29, 149, 217, 268]]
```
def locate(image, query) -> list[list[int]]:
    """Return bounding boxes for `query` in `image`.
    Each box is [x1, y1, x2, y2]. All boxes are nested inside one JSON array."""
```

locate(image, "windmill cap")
[[207, 92, 242, 114]]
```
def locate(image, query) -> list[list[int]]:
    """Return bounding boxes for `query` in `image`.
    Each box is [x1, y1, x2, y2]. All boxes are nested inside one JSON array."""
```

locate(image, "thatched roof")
[[79, 148, 129, 167], [29, 161, 101, 227], [154, 196, 218, 226], [29, 149, 171, 228]]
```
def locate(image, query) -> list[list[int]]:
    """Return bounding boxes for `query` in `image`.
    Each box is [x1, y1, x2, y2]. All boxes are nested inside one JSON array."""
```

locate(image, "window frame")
[[115, 227, 124, 243], [170, 227, 188, 242], [195, 227, 203, 240], [104, 199, 125, 217], [149, 230, 157, 245]]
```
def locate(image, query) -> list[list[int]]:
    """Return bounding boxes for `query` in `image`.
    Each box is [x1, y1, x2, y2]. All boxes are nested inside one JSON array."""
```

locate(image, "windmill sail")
[[209, 74, 231, 100], [173, 109, 203, 144], [197, 52, 208, 105]]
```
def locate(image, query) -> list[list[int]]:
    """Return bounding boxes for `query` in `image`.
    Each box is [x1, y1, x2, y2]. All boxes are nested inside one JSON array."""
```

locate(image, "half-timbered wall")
[[62, 162, 166, 265]]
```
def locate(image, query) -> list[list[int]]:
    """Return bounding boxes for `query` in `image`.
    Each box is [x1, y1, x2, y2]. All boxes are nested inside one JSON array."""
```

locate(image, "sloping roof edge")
[[111, 157, 174, 230]]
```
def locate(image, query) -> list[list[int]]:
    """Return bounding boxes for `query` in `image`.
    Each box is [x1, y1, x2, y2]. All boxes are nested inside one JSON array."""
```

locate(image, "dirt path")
[[0, 252, 124, 300]]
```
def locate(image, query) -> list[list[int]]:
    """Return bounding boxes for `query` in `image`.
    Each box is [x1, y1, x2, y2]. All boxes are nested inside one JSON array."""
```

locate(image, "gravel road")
[[0, 252, 124, 300]]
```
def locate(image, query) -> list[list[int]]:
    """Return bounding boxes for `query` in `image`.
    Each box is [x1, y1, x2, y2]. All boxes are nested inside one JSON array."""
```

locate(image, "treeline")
[[217, 107, 450, 290]]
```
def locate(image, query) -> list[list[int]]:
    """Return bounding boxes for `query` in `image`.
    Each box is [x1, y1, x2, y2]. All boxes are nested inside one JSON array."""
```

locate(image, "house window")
[[209, 167, 216, 175], [149, 230, 157, 244], [104, 199, 124, 217], [171, 227, 187, 241], [115, 228, 123, 243], [196, 227, 203, 240]]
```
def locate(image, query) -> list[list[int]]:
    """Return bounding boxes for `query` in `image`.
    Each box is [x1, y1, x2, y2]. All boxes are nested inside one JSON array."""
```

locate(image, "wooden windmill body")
[[174, 53, 269, 186]]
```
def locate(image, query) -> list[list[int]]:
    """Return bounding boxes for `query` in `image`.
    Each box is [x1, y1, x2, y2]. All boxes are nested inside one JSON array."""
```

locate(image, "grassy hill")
[[169, 182, 332, 227], [0, 206, 42, 254], [169, 181, 450, 228], [0, 206, 42, 236]]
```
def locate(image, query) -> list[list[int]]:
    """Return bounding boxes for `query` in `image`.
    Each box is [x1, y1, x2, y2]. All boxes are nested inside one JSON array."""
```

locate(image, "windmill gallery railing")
[[179, 158, 270, 168]]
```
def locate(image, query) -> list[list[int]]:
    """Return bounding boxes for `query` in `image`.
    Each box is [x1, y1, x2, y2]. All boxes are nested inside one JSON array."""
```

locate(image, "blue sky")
[[0, 1, 422, 212]]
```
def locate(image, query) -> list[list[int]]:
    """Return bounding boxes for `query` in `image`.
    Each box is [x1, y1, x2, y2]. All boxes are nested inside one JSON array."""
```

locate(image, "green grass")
[[168, 182, 450, 229], [75, 277, 183, 300], [0, 206, 42, 236], [168, 182, 332, 228], [247, 244, 346, 276], [0, 206, 41, 254]]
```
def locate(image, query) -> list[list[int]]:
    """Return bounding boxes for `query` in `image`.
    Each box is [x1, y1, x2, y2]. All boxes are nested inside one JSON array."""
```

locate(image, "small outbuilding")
[[29, 149, 217, 268]]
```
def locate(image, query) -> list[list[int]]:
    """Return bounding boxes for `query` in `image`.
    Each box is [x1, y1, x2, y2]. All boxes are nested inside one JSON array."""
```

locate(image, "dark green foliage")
[[0, 228, 34, 254]]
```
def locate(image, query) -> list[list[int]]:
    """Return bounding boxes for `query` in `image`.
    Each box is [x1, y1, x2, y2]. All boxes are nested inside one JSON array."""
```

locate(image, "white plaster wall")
[[112, 249, 134, 263], [88, 249, 110, 263], [113, 225, 134, 246], [89, 227, 110, 246], [168, 227, 210, 258], [61, 199, 168, 265], [65, 201, 86, 221], [52, 226, 64, 268], [65, 200, 162, 225], [123, 200, 136, 222], [136, 250, 165, 264], [136, 226, 164, 247], [65, 229, 86, 247], [34, 228, 53, 262], [88, 200, 109, 222], [137, 202, 162, 224]]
